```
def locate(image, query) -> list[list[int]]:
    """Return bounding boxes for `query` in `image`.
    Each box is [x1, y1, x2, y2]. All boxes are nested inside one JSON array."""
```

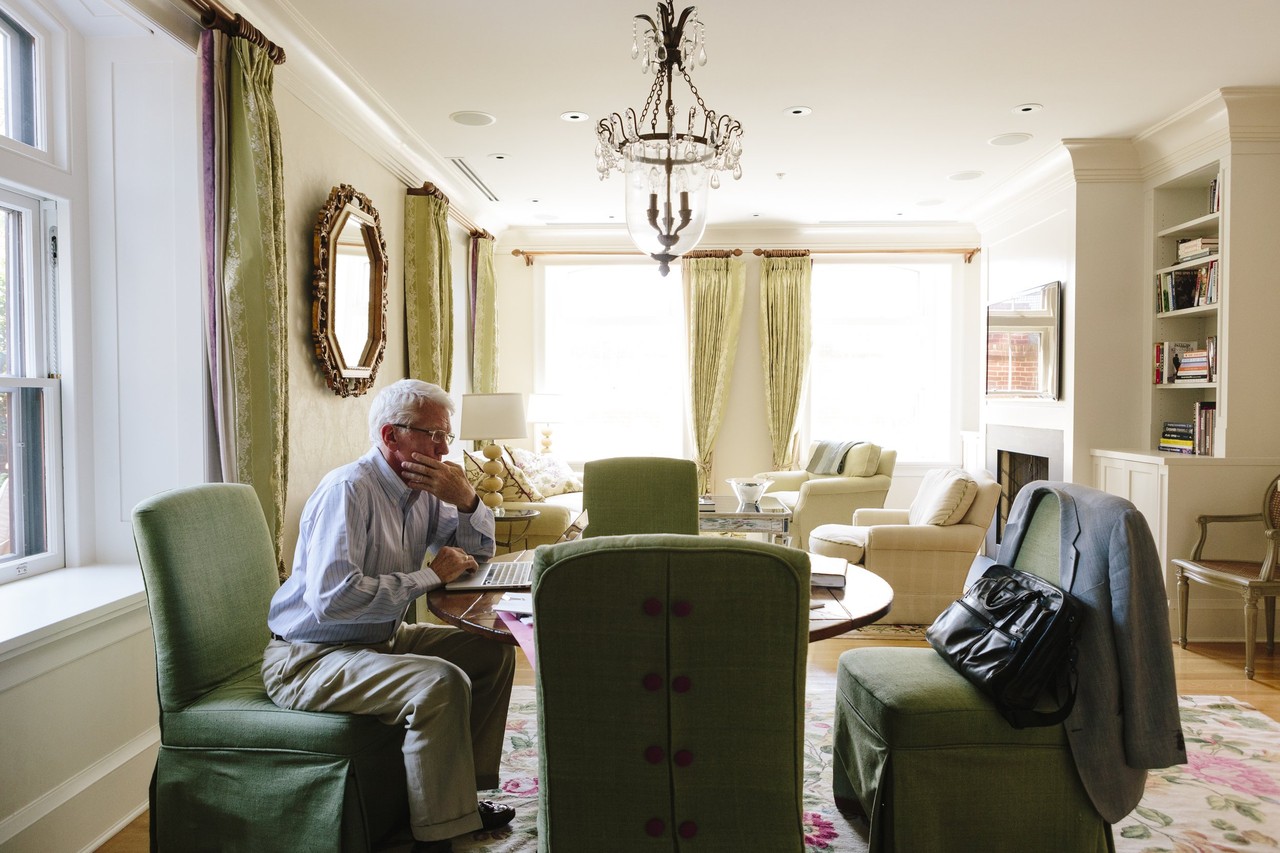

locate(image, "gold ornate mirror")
[[312, 184, 388, 397]]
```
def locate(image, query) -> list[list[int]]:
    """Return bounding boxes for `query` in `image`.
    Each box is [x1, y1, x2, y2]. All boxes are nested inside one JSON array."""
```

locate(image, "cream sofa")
[[499, 491, 583, 551], [808, 467, 999, 624], [755, 442, 896, 550]]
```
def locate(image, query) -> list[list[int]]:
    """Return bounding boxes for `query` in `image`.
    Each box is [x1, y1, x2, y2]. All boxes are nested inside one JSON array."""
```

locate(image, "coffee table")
[[426, 551, 893, 645], [698, 495, 791, 544]]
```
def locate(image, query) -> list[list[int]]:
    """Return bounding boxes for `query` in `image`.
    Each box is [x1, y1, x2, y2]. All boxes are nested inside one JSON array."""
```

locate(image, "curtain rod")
[[186, 0, 286, 64], [753, 247, 981, 263], [408, 182, 483, 235], [510, 248, 744, 267], [509, 246, 980, 266]]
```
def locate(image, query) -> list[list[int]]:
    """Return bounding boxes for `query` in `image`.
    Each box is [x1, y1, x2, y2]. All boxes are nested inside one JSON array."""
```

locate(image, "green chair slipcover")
[[832, 490, 1109, 853], [531, 535, 810, 852], [581, 456, 698, 537], [133, 483, 408, 852]]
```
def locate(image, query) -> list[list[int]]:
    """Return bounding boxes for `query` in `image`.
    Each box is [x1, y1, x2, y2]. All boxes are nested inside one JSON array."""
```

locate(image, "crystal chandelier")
[[595, 1, 744, 276]]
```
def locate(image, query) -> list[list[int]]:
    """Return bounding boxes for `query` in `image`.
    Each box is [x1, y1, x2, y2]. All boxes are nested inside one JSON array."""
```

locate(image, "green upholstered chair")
[[831, 489, 1109, 853], [581, 456, 698, 537], [132, 483, 407, 853], [531, 534, 810, 852]]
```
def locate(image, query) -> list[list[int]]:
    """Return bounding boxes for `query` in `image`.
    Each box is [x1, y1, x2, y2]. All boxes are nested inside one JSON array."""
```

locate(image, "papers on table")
[[494, 591, 533, 615]]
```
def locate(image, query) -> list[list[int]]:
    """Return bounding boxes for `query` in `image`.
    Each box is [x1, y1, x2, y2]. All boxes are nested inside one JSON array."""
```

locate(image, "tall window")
[[0, 184, 60, 583], [538, 263, 687, 461], [0, 8, 36, 148], [806, 260, 958, 464]]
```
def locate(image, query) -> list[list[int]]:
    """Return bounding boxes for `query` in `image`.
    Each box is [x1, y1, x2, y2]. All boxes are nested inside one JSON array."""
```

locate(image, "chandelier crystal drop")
[[596, 1, 743, 276]]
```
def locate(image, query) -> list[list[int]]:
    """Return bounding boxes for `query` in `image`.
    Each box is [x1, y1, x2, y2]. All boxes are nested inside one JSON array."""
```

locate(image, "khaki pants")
[[262, 622, 516, 842]]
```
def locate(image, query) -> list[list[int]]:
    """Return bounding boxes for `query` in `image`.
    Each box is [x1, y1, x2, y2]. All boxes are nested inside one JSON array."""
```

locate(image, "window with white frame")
[[0, 7, 37, 149], [805, 260, 959, 464], [537, 263, 688, 461], [0, 183, 60, 583]]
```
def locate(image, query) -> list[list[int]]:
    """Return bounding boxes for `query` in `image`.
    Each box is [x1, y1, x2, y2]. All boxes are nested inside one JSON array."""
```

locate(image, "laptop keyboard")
[[485, 561, 533, 586]]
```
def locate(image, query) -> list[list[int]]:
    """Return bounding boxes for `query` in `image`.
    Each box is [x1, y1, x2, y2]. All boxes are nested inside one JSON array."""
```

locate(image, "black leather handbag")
[[925, 564, 1084, 729]]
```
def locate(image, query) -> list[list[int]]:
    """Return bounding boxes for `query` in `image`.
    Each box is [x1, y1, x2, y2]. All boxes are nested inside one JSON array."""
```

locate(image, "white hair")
[[367, 379, 454, 445]]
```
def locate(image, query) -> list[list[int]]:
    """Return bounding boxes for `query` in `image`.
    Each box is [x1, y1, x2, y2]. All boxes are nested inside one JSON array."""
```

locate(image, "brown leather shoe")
[[478, 799, 515, 831]]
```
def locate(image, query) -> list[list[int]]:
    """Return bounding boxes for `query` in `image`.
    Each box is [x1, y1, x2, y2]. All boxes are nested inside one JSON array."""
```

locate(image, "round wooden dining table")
[[425, 551, 894, 645]]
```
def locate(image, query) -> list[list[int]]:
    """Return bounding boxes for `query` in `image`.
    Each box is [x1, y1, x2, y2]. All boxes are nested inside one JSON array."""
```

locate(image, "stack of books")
[[1175, 349, 1210, 382], [1153, 340, 1197, 384], [1160, 421, 1195, 454], [1177, 237, 1219, 262], [1194, 401, 1217, 455], [1155, 261, 1218, 312]]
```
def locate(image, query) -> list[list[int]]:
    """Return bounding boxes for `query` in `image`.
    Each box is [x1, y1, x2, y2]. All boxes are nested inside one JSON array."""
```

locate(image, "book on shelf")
[[1206, 335, 1217, 380], [1175, 349, 1210, 381], [1160, 420, 1195, 453], [1177, 237, 1219, 261], [1194, 401, 1217, 455], [1153, 340, 1198, 384], [1157, 269, 1203, 311], [1208, 178, 1222, 213]]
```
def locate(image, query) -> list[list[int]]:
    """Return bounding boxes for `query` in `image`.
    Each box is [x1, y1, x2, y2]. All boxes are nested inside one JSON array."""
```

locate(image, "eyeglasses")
[[394, 425, 455, 444]]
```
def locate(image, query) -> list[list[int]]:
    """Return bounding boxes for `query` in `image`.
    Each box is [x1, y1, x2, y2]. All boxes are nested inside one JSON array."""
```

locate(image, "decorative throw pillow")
[[462, 447, 546, 503], [507, 446, 583, 497], [841, 443, 882, 477], [908, 467, 979, 526]]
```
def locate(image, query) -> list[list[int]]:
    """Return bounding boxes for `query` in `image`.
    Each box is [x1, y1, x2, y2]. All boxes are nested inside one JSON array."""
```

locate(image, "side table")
[[494, 508, 540, 553]]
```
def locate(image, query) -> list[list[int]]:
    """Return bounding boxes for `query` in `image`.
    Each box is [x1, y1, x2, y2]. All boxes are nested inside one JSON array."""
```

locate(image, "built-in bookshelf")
[[1149, 162, 1222, 456]]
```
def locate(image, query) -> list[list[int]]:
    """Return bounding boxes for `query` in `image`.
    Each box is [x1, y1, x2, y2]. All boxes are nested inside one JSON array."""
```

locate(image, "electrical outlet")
[[14, 564, 28, 576]]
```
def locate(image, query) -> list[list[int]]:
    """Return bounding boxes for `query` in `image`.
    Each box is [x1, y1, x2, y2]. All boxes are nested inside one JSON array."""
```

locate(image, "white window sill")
[[0, 564, 146, 662]]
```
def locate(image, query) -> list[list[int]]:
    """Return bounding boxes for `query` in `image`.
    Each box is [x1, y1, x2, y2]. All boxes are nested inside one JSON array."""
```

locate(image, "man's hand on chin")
[[402, 453, 481, 510]]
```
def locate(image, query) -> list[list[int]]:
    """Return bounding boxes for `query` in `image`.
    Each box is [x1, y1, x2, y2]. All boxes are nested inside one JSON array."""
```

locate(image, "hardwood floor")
[[94, 636, 1280, 852]]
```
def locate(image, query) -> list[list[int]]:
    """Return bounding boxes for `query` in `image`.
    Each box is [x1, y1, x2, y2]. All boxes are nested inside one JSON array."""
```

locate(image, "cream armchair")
[[809, 467, 999, 624], [755, 442, 896, 550]]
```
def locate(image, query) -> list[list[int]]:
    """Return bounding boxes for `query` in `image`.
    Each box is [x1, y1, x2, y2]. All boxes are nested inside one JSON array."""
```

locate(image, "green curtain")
[[200, 31, 289, 575], [405, 186, 453, 390], [759, 254, 812, 470], [469, 232, 498, 393], [684, 254, 746, 493]]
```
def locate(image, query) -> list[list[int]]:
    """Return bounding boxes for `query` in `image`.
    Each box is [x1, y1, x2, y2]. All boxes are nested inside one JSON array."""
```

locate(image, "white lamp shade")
[[459, 393, 528, 441]]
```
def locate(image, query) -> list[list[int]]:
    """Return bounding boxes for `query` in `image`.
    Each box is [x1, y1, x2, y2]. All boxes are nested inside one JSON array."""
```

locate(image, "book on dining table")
[[810, 554, 849, 589]]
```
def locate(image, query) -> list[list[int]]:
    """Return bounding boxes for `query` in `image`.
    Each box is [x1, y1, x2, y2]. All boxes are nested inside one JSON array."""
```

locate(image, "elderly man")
[[263, 379, 516, 853]]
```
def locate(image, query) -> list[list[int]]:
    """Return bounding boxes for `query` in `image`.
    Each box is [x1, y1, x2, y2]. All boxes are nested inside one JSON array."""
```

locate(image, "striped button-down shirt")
[[268, 448, 496, 644]]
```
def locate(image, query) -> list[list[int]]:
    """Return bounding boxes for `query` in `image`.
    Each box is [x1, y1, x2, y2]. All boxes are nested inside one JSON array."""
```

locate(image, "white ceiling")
[[137, 1, 1280, 235]]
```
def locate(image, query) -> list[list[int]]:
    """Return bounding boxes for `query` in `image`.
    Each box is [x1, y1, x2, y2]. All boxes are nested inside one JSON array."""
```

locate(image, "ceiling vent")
[[449, 157, 499, 202]]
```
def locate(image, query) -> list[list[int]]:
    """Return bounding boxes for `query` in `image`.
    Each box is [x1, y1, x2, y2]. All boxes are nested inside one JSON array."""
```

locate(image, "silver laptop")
[[445, 559, 535, 591]]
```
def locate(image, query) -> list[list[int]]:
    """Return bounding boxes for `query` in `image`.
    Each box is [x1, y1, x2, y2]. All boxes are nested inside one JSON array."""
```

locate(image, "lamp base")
[[478, 443, 506, 514]]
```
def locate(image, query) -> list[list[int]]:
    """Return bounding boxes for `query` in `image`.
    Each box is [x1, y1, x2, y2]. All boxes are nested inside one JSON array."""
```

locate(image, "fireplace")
[[996, 450, 1048, 544], [984, 425, 1065, 555]]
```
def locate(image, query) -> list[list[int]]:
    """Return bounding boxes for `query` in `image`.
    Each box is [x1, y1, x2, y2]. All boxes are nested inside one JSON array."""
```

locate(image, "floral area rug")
[[381, 691, 1280, 853]]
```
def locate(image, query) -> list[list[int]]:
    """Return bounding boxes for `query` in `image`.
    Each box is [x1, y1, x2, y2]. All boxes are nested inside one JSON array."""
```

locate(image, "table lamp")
[[460, 392, 528, 515], [525, 393, 567, 455]]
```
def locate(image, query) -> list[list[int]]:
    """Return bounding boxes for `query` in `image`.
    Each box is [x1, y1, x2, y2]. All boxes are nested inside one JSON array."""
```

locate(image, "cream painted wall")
[[278, 91, 476, 564]]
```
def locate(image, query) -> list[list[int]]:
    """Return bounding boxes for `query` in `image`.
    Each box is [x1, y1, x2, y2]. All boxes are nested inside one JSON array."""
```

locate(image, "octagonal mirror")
[[312, 184, 387, 397]]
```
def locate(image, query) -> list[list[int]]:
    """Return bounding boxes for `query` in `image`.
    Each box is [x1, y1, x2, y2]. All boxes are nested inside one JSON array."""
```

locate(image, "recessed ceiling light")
[[1012, 103, 1044, 114], [784, 105, 812, 116], [560, 111, 589, 122], [948, 170, 984, 181], [989, 132, 1033, 146], [450, 110, 496, 127], [488, 153, 508, 160]]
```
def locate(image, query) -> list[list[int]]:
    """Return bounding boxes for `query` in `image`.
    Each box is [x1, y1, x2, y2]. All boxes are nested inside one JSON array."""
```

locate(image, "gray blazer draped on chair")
[[994, 481, 1187, 822]]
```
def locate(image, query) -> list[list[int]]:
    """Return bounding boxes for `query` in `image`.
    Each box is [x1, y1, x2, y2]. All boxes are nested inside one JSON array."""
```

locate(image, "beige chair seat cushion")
[[809, 524, 868, 564]]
